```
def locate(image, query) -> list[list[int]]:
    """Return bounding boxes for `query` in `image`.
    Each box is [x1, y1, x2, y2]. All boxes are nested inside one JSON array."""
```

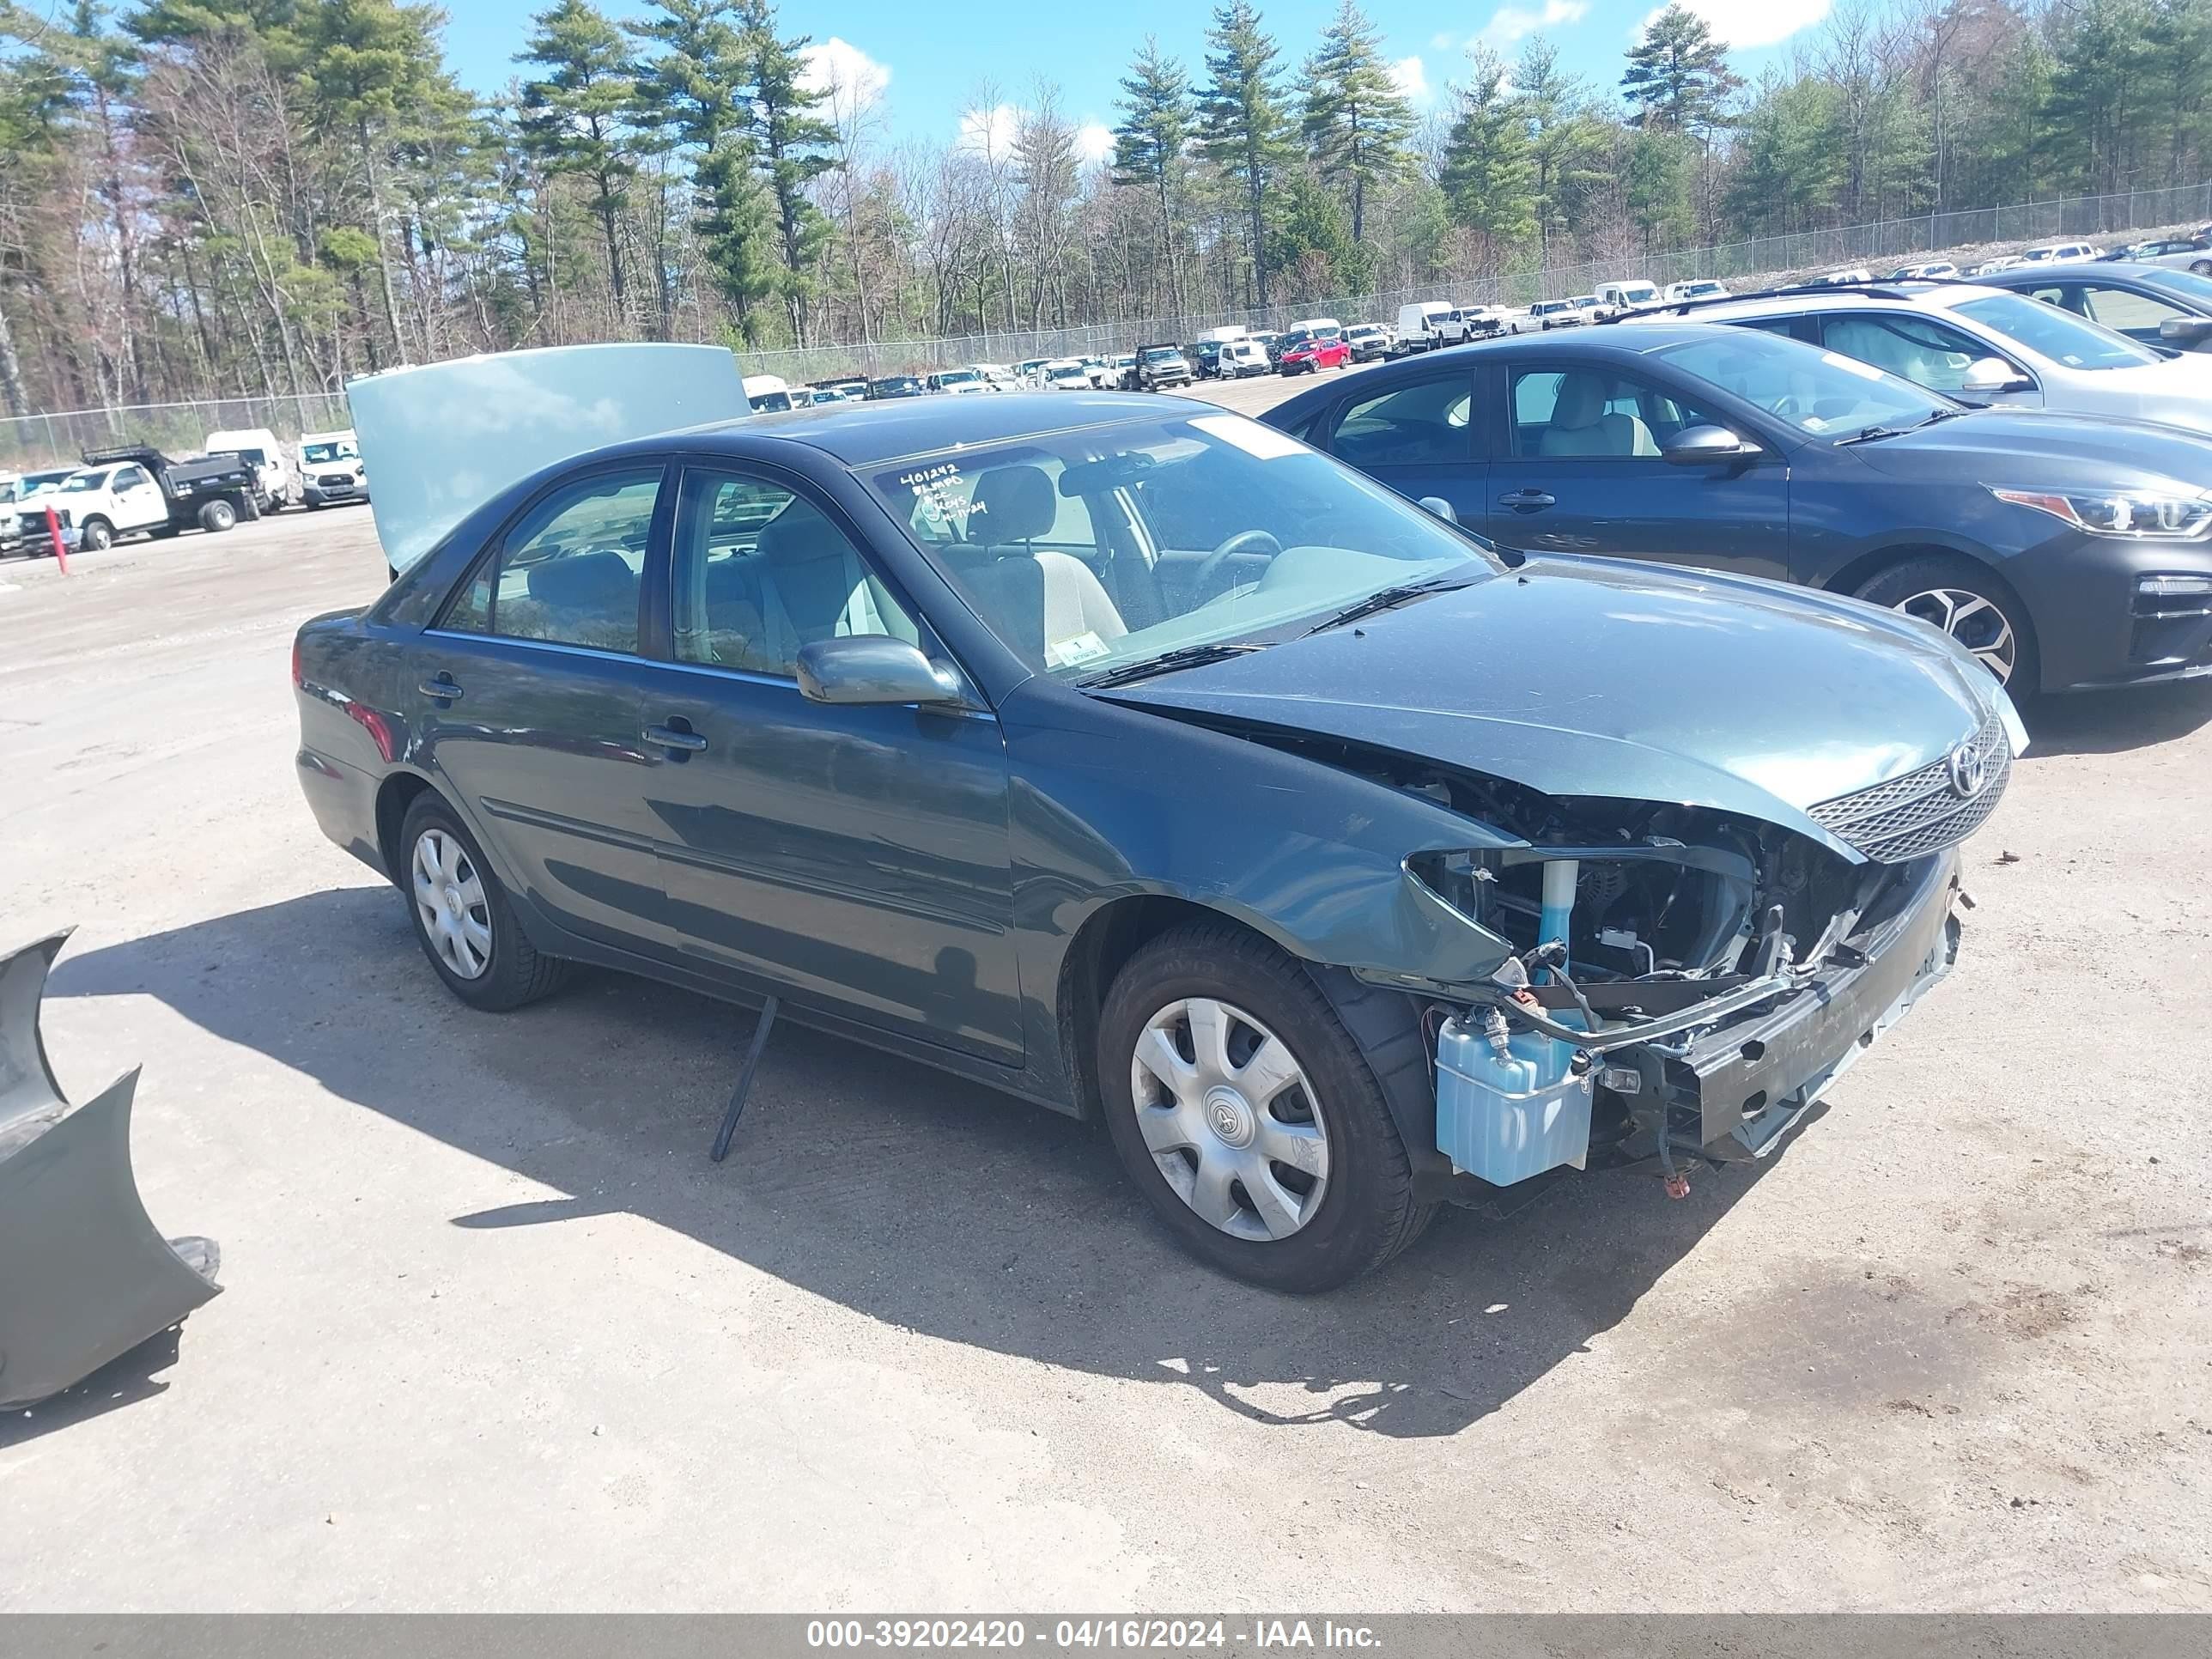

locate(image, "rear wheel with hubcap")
[[198, 499, 236, 533], [1097, 921, 1431, 1291], [1854, 555, 2036, 693], [398, 793, 571, 1011]]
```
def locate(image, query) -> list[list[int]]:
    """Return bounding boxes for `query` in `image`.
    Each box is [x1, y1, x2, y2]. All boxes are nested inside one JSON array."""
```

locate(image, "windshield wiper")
[[1837, 407, 1966, 447], [1301, 573, 1476, 637], [1075, 641, 1267, 689]]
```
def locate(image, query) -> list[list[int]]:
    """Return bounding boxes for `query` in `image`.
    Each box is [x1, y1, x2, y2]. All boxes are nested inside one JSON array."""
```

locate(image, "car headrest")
[[970, 465, 1056, 544], [1551, 374, 1609, 428], [526, 549, 635, 611], [753, 501, 848, 567]]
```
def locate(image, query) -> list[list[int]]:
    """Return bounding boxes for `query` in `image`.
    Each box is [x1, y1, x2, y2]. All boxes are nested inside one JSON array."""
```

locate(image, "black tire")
[[398, 792, 571, 1012], [1853, 553, 2039, 696], [1096, 921, 1434, 1291], [198, 499, 236, 533], [79, 517, 113, 551]]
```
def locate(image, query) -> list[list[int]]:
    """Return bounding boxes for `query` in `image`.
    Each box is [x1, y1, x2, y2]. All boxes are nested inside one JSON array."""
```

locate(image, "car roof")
[[1643, 282, 2009, 322], [1976, 260, 2205, 295]]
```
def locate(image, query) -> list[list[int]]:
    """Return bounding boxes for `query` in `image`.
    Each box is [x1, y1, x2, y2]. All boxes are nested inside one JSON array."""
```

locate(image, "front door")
[[1483, 364, 1791, 579], [634, 465, 1024, 1064], [416, 464, 673, 951]]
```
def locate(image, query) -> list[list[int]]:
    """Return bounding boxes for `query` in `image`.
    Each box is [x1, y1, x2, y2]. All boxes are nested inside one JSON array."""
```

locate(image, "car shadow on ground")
[[54, 888, 1790, 1442], [2021, 678, 2212, 758]]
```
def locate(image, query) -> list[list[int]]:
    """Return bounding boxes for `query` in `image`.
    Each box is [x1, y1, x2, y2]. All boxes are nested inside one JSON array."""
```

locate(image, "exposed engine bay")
[[1259, 733, 1969, 1199]]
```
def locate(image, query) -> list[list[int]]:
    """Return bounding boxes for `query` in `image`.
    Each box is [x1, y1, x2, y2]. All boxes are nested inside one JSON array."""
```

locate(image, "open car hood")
[[1101, 556, 2011, 860], [349, 343, 747, 574]]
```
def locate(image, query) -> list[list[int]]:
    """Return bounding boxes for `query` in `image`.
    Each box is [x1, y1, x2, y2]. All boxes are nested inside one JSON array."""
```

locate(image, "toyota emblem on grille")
[[1947, 741, 1987, 799]]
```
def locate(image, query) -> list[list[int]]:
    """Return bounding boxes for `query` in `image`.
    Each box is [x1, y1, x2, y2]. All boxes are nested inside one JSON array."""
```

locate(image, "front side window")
[[1331, 376, 1474, 467], [1817, 311, 2006, 394], [2078, 285, 2191, 336], [862, 412, 1498, 681], [441, 468, 660, 653], [670, 471, 918, 677], [1952, 291, 2161, 369], [112, 466, 147, 490]]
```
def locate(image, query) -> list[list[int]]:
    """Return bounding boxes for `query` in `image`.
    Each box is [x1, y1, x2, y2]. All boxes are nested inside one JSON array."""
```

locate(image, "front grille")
[[1807, 708, 2011, 863]]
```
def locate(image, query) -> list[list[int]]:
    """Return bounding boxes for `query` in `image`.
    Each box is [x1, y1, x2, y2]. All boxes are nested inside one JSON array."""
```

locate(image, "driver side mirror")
[[1960, 357, 2030, 397], [1660, 424, 1763, 465], [1417, 495, 1458, 524], [796, 636, 967, 708]]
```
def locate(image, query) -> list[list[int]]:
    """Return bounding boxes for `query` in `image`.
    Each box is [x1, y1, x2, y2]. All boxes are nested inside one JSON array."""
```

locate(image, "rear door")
[[1481, 362, 1790, 578], [414, 463, 674, 952], [1316, 365, 1485, 526]]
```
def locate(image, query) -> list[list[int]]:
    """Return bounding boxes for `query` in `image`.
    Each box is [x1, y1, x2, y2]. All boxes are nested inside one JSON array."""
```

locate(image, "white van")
[[1595, 280, 1662, 313], [297, 429, 368, 507], [1287, 316, 1342, 340], [1393, 301, 1454, 351], [203, 426, 291, 508], [1194, 325, 1250, 344]]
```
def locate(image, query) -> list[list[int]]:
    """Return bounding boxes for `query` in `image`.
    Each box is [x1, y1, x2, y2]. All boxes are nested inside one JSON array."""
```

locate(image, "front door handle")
[[419, 674, 463, 702], [644, 722, 708, 754], [1498, 489, 1556, 510]]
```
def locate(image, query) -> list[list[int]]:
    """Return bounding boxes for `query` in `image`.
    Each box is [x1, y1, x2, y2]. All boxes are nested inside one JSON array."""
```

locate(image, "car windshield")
[[866, 412, 1500, 680], [938, 370, 981, 385], [1140, 349, 1181, 362], [1953, 291, 2162, 368], [2143, 269, 2212, 303], [872, 378, 920, 393], [303, 440, 358, 464], [1656, 330, 1953, 437], [61, 471, 108, 492]]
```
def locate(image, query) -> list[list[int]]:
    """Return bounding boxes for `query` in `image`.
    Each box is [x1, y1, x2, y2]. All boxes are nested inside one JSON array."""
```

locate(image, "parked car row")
[[3, 426, 368, 556]]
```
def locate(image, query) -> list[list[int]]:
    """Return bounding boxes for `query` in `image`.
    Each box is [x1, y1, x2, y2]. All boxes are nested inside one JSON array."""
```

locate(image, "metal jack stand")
[[708, 996, 780, 1163]]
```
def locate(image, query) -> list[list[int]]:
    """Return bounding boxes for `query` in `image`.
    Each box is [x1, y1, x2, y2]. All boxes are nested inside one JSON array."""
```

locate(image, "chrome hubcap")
[[411, 828, 492, 980], [1896, 586, 2016, 684], [1129, 997, 1329, 1242]]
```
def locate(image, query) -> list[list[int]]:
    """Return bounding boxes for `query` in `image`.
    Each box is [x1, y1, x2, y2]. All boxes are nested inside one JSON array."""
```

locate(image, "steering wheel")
[[1189, 528, 1284, 591]]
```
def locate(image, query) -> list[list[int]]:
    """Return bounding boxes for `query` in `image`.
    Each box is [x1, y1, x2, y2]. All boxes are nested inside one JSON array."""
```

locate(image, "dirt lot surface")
[[2, 376, 2209, 1612]]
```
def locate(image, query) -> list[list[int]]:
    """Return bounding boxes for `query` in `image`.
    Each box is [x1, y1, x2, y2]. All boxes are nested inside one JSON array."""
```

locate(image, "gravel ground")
[[0, 383, 2208, 1612]]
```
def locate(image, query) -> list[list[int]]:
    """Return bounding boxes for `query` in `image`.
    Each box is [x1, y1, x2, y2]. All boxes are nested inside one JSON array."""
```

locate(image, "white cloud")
[[1430, 29, 1457, 50], [1477, 0, 1590, 48], [799, 38, 890, 111], [1075, 121, 1115, 166], [957, 102, 1021, 162], [1389, 55, 1431, 104], [1637, 0, 1831, 49]]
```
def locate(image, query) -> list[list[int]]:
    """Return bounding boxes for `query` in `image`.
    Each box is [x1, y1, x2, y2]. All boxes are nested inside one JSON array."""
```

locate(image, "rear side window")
[[1330, 376, 1473, 467], [440, 468, 661, 653]]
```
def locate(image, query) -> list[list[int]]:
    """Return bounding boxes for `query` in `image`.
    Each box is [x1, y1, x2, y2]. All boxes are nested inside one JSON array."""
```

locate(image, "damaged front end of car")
[[1277, 708, 2011, 1203]]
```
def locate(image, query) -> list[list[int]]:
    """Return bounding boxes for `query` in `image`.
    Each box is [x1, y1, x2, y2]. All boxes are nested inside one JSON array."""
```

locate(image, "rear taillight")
[[290, 635, 304, 688]]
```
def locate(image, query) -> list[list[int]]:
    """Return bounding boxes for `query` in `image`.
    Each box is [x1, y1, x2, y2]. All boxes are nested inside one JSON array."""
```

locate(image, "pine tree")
[[738, 0, 836, 343], [1196, 1, 1296, 307], [1621, 3, 1741, 133], [1112, 36, 1194, 313], [1511, 37, 1605, 270], [1300, 0, 1413, 242], [1440, 45, 1534, 245], [629, 0, 777, 337], [516, 0, 642, 320]]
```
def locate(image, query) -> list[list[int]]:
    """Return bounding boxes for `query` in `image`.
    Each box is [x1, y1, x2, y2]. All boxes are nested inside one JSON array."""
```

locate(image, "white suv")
[[1623, 282, 2212, 428]]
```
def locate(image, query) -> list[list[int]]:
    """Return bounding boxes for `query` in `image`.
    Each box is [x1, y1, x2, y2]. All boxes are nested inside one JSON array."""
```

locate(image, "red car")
[[1276, 333, 1352, 374]]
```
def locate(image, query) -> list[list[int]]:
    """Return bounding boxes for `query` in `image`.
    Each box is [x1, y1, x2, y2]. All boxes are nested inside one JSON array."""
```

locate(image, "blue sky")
[[443, 0, 1838, 155]]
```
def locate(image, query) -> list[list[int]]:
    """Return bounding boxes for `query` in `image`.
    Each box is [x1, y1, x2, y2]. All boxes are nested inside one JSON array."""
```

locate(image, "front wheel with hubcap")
[[1097, 922, 1431, 1291], [398, 793, 571, 1011], [1854, 555, 2036, 692], [80, 517, 113, 551]]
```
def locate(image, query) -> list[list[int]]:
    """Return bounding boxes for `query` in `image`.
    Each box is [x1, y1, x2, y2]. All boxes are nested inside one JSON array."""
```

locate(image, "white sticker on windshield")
[[1045, 631, 1110, 669], [1189, 412, 1305, 460]]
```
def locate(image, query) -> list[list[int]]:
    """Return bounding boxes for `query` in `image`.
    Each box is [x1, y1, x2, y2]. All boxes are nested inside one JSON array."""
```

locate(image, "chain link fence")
[[7, 179, 2208, 465]]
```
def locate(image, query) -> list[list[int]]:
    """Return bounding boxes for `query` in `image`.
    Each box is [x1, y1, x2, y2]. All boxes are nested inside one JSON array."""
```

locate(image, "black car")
[[1263, 325, 2212, 695], [866, 375, 926, 400], [1968, 261, 2212, 352]]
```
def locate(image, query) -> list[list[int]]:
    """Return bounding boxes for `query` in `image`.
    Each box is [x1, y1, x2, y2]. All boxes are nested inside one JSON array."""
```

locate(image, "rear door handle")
[[644, 722, 708, 754], [419, 674, 463, 702], [1498, 489, 1555, 510]]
